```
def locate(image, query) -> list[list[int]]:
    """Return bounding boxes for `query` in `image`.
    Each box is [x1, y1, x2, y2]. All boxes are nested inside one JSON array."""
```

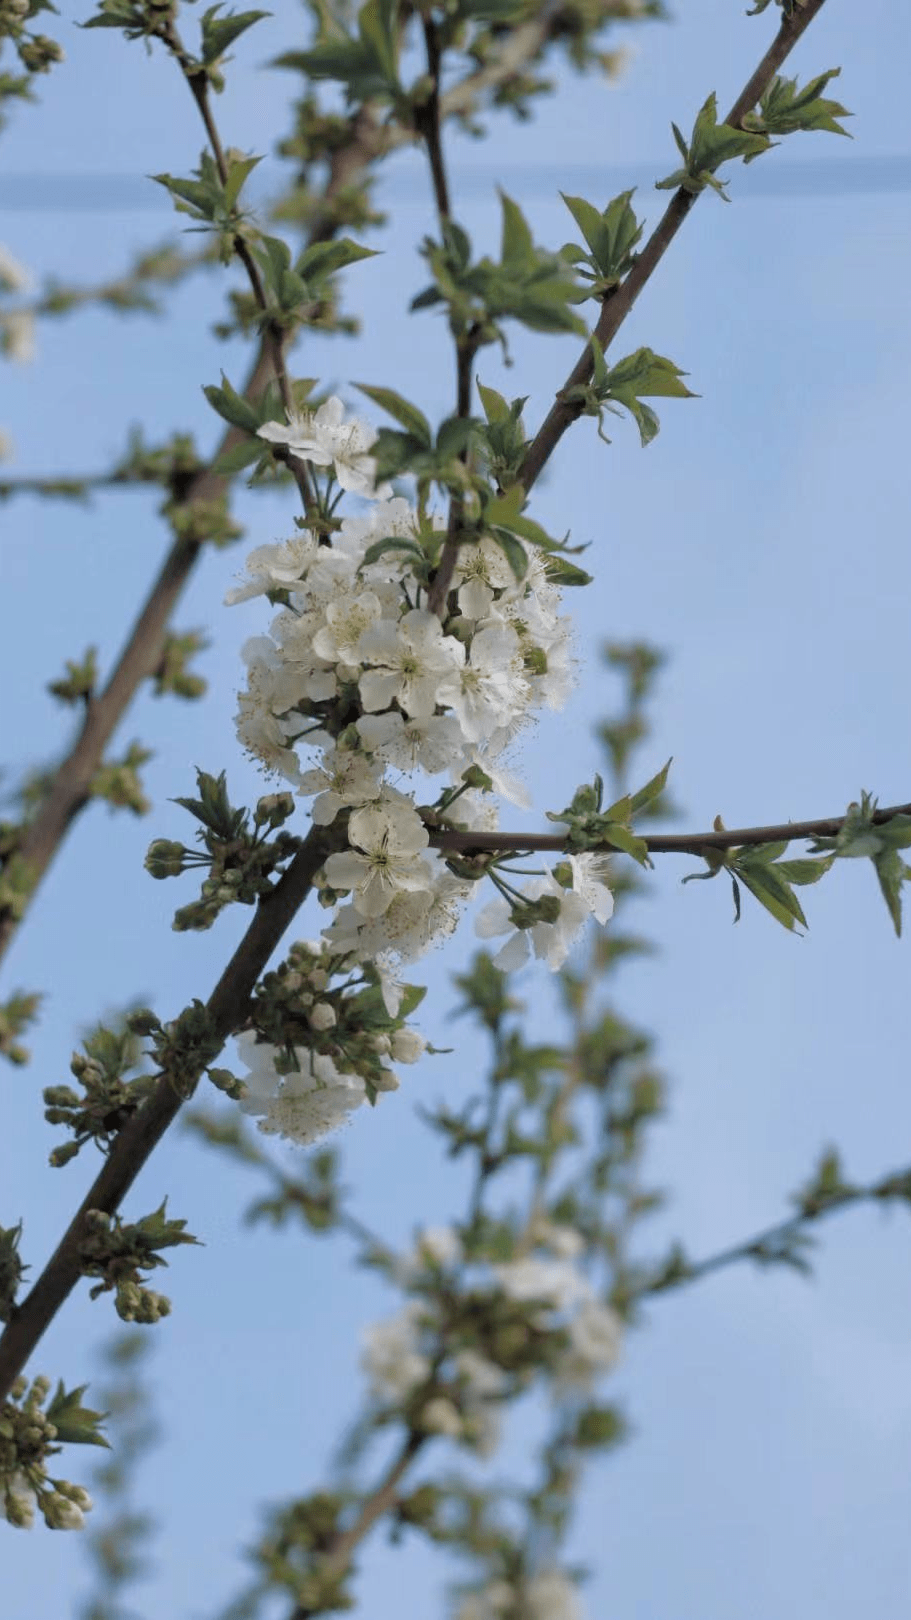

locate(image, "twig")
[[290, 1430, 427, 1620], [0, 827, 333, 1402], [426, 799, 911, 859], [519, 0, 829, 492], [641, 1161, 911, 1301]]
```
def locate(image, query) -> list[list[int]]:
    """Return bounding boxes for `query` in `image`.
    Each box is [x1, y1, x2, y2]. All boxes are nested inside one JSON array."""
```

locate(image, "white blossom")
[[323, 801, 433, 918], [257, 396, 383, 495], [358, 608, 465, 719], [361, 1304, 431, 1402], [298, 745, 383, 826], [236, 1032, 366, 1146], [437, 623, 529, 745], [557, 1301, 624, 1388]]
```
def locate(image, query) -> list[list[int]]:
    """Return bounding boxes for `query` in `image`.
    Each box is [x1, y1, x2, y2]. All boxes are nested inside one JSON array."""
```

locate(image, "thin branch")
[[159, 19, 313, 510], [415, 12, 479, 619], [0, 827, 334, 1402], [641, 1160, 911, 1301], [426, 799, 911, 860], [291, 1431, 427, 1620], [417, 14, 451, 225], [518, 0, 829, 492]]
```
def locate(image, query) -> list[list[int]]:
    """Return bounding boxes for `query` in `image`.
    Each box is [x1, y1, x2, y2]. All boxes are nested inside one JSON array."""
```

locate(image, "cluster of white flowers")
[[230, 396, 612, 968], [361, 1222, 623, 1458], [227, 396, 614, 1142], [454, 1569, 585, 1620], [235, 1028, 370, 1145]]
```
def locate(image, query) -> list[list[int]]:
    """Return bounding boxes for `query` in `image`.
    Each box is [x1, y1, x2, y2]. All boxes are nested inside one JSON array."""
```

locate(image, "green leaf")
[[45, 1382, 110, 1449], [873, 847, 907, 937], [200, 6, 270, 66], [211, 439, 264, 476], [202, 373, 259, 433], [499, 192, 535, 268], [354, 384, 432, 447], [599, 822, 650, 866], [544, 556, 593, 588], [731, 854, 808, 932], [488, 528, 528, 581], [222, 152, 262, 212], [743, 68, 852, 149], [476, 380, 511, 424], [560, 189, 643, 289], [656, 92, 770, 199], [629, 759, 672, 818], [297, 237, 378, 281]]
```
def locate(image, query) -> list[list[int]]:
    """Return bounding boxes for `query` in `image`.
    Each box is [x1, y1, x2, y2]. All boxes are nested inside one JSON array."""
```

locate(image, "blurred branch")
[[640, 1158, 911, 1302]]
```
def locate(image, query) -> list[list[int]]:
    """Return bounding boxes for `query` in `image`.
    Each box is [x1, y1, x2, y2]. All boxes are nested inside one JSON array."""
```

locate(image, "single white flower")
[[0, 243, 32, 293], [494, 1256, 589, 1314], [225, 534, 320, 604], [418, 1395, 463, 1437], [358, 608, 465, 719], [1, 309, 35, 364], [235, 690, 302, 783], [475, 876, 591, 972], [323, 802, 432, 917], [257, 396, 383, 495], [391, 1026, 426, 1063], [524, 1569, 586, 1620], [437, 623, 528, 745], [236, 1032, 366, 1146], [452, 536, 515, 619], [311, 588, 382, 666], [558, 1300, 624, 1387], [568, 852, 615, 925], [357, 709, 465, 775], [298, 746, 383, 826]]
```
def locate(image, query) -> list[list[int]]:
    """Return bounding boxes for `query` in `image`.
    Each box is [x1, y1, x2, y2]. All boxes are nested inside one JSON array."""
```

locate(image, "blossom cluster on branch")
[[227, 395, 615, 1139]]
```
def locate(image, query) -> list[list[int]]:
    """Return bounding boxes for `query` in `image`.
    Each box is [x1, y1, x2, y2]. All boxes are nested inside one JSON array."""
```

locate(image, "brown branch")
[[426, 800, 911, 859], [0, 827, 333, 1403], [518, 0, 830, 493]]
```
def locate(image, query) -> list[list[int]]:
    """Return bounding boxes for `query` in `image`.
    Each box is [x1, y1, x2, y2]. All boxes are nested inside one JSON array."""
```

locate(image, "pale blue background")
[[2, 2, 911, 1616]]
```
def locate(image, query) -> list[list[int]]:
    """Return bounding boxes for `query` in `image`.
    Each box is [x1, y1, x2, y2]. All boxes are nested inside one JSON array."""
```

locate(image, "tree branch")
[[519, 0, 830, 493], [0, 827, 334, 1402], [291, 1430, 427, 1620], [426, 799, 911, 859], [640, 1160, 911, 1302]]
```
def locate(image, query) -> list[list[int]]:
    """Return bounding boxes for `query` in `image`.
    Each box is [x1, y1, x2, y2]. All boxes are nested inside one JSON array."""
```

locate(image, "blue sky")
[[2, 1, 911, 1615]]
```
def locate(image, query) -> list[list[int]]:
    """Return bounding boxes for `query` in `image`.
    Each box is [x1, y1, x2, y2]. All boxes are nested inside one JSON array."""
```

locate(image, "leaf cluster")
[[145, 769, 303, 930], [563, 338, 695, 447], [546, 760, 671, 863], [683, 832, 832, 933], [742, 67, 852, 146], [808, 791, 911, 936], [412, 198, 586, 356], [560, 189, 644, 298], [656, 92, 770, 199]]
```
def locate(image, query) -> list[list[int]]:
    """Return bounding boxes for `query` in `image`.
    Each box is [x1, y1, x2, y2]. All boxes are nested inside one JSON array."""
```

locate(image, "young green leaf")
[[354, 384, 432, 447]]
